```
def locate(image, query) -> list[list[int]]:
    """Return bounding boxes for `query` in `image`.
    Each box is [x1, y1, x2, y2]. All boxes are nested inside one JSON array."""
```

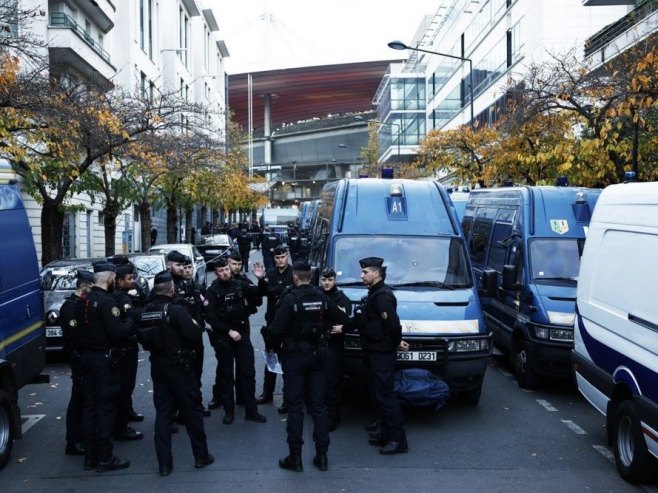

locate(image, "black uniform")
[[75, 286, 133, 467], [294, 232, 311, 261], [60, 293, 85, 450], [320, 285, 352, 429], [112, 287, 141, 434], [268, 284, 350, 456], [356, 280, 407, 447], [172, 276, 206, 384], [205, 276, 263, 418], [261, 233, 281, 270], [258, 264, 293, 399], [137, 294, 211, 470], [236, 234, 252, 271]]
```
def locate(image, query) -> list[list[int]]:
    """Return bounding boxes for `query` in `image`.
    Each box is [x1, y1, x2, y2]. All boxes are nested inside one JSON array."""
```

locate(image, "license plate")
[[46, 328, 63, 338], [205, 249, 221, 254], [397, 351, 437, 361]]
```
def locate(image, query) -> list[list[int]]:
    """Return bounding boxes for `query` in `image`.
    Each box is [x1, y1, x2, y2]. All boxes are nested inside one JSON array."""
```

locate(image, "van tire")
[[613, 400, 658, 484], [0, 392, 15, 470], [459, 384, 482, 406], [514, 343, 538, 389]]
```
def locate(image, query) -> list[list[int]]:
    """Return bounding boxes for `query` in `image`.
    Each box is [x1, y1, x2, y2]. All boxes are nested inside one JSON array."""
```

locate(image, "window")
[[470, 208, 496, 266], [140, 72, 147, 99]]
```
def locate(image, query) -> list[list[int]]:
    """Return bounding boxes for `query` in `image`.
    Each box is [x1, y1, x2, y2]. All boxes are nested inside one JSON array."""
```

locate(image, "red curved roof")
[[227, 60, 399, 132]]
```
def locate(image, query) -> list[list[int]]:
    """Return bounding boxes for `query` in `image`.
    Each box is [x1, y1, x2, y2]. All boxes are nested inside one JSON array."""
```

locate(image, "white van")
[[573, 181, 658, 484]]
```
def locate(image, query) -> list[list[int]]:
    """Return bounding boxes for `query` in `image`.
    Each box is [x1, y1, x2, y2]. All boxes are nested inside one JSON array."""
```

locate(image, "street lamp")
[[388, 40, 474, 130], [354, 115, 401, 159]]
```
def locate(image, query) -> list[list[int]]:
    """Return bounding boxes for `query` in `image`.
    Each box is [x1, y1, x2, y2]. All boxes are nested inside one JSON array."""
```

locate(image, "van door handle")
[[26, 304, 32, 319]]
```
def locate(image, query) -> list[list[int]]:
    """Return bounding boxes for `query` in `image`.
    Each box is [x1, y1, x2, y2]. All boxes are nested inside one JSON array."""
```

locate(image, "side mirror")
[[502, 264, 520, 291], [479, 269, 498, 298]]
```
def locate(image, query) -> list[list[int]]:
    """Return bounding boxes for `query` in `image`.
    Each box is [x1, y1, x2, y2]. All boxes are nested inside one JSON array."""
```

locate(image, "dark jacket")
[[357, 280, 402, 353], [205, 277, 261, 337], [60, 293, 82, 352], [320, 285, 353, 347], [259, 265, 294, 324], [75, 286, 133, 352]]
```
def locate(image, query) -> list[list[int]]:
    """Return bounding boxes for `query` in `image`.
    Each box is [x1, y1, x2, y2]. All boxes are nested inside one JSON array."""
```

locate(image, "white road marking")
[[536, 399, 558, 412], [592, 445, 614, 463], [21, 414, 46, 434], [561, 419, 587, 435]]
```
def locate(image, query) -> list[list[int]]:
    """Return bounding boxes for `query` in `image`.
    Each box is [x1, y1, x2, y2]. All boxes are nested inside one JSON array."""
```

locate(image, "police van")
[[309, 178, 489, 405], [462, 186, 600, 388], [573, 181, 658, 484], [0, 179, 47, 468]]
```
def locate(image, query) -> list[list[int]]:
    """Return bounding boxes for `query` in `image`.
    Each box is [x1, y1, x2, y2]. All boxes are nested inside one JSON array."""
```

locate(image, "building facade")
[[13, 0, 229, 263], [375, 0, 632, 163]]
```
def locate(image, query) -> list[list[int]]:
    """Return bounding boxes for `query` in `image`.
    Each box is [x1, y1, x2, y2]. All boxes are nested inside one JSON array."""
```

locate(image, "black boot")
[[278, 453, 303, 472], [313, 452, 328, 471]]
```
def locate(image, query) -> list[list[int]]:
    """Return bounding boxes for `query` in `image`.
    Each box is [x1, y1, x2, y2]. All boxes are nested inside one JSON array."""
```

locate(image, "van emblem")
[[550, 219, 569, 235]]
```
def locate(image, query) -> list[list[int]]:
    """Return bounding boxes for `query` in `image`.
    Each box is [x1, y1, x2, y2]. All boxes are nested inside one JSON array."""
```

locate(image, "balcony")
[[49, 12, 110, 62], [584, 0, 658, 60]]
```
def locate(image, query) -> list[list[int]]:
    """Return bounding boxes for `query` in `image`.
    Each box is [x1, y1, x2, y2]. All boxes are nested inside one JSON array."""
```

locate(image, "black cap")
[[182, 255, 192, 266], [107, 255, 129, 265], [320, 267, 336, 278], [115, 264, 134, 278], [228, 250, 242, 261], [93, 262, 116, 273], [213, 257, 228, 269], [359, 257, 384, 269], [154, 270, 173, 284], [273, 245, 288, 256], [76, 270, 94, 283], [167, 250, 186, 263], [292, 260, 311, 272]]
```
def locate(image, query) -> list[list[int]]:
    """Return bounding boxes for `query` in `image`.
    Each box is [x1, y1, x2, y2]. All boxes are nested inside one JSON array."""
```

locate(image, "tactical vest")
[[138, 302, 169, 353], [213, 283, 250, 323], [291, 289, 328, 342]]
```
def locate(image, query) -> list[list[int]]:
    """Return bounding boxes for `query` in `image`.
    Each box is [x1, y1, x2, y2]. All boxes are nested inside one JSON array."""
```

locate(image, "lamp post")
[[388, 40, 474, 130], [353, 115, 401, 160]]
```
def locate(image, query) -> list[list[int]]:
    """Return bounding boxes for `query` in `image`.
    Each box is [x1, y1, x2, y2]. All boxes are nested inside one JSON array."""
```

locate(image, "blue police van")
[[0, 179, 47, 468], [462, 186, 600, 388], [309, 178, 490, 405]]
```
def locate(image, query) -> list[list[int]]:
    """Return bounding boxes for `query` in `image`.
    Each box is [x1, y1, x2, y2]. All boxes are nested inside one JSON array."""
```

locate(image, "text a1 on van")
[[463, 186, 600, 389], [574, 181, 658, 484], [310, 178, 490, 405]]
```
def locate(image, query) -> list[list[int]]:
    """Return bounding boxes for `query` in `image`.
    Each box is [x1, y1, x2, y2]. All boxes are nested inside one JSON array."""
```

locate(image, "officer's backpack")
[[394, 368, 450, 411], [137, 303, 168, 352], [291, 290, 327, 342]]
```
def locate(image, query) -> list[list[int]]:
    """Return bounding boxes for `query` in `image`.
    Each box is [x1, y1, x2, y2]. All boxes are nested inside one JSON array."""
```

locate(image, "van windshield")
[[530, 238, 584, 283], [333, 236, 472, 288]]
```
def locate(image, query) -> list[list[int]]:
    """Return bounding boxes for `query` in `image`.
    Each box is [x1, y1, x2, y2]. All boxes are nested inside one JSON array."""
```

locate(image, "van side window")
[[310, 217, 329, 266], [470, 208, 496, 266], [462, 215, 473, 242], [488, 222, 512, 272]]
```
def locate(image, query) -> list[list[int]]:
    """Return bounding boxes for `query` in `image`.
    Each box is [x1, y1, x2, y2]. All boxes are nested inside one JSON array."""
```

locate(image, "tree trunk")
[[104, 213, 118, 256], [200, 205, 207, 227], [212, 208, 219, 227], [184, 206, 193, 244], [139, 201, 152, 251], [41, 200, 65, 265], [166, 203, 178, 243]]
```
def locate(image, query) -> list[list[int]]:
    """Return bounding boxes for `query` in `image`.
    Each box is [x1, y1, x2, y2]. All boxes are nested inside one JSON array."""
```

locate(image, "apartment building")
[[12, 0, 229, 262], [374, 0, 632, 163]]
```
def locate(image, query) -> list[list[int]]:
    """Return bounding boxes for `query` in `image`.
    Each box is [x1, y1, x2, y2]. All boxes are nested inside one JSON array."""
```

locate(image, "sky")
[[207, 0, 441, 74]]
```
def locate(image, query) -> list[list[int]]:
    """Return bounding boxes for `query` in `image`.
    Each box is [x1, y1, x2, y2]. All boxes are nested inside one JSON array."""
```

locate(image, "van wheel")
[[459, 384, 482, 406], [514, 343, 538, 389], [0, 392, 15, 470], [613, 400, 658, 484]]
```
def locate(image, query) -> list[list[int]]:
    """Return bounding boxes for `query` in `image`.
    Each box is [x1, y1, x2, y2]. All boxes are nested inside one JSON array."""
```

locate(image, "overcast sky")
[[207, 0, 441, 74]]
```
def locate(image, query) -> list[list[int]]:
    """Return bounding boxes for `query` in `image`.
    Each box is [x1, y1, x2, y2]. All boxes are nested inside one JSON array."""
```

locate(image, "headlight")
[[46, 310, 59, 324], [547, 311, 575, 325], [448, 338, 489, 352], [533, 326, 573, 342]]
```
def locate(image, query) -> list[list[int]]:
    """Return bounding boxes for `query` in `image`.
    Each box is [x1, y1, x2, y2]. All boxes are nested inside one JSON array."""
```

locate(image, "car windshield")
[[200, 235, 230, 246], [41, 268, 82, 290], [529, 238, 584, 283], [333, 236, 472, 288], [129, 255, 165, 276]]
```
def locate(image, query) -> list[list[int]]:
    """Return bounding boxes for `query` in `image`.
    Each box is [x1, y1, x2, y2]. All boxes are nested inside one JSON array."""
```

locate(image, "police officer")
[[355, 257, 409, 455], [318, 267, 352, 431], [261, 228, 281, 271], [256, 245, 293, 412], [267, 260, 350, 472], [111, 264, 145, 441], [167, 251, 211, 418], [295, 229, 311, 261], [75, 262, 132, 472], [136, 270, 214, 476], [205, 257, 267, 424], [236, 231, 252, 271], [60, 270, 94, 456]]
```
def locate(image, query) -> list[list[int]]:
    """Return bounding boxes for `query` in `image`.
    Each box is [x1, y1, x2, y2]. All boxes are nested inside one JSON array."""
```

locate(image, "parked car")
[[147, 243, 207, 286], [40, 257, 150, 351], [196, 234, 234, 266], [110, 252, 167, 290]]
